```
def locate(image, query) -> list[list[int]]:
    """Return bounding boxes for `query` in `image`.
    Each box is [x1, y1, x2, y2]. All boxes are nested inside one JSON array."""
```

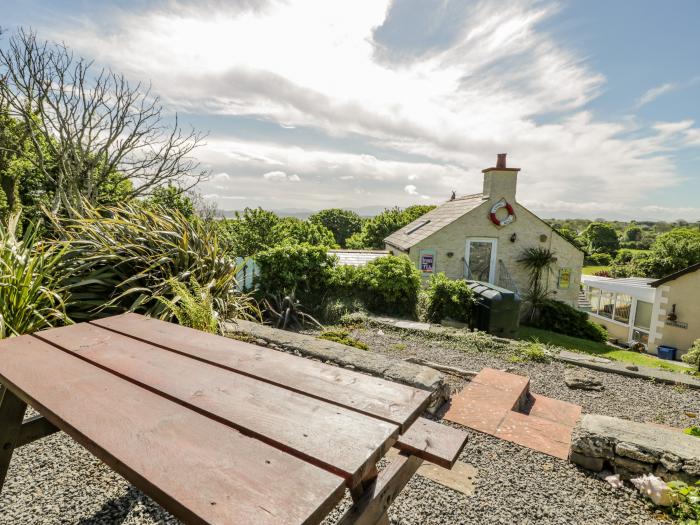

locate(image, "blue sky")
[[4, 0, 700, 219]]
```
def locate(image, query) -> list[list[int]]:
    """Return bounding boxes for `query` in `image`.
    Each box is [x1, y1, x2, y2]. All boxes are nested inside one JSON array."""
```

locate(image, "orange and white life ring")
[[490, 198, 515, 226]]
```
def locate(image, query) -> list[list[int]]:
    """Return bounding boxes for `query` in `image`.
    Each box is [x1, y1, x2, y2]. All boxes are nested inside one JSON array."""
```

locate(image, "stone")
[[625, 365, 639, 371], [615, 442, 659, 464], [564, 369, 604, 391], [254, 338, 268, 347], [569, 451, 605, 472], [660, 452, 683, 472], [615, 457, 651, 479]]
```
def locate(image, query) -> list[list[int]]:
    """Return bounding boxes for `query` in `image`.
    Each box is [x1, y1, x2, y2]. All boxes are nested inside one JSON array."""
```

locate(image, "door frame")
[[465, 238, 498, 284]]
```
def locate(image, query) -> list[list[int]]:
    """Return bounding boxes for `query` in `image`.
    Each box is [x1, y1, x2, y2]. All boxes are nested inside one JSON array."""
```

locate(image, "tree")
[[346, 205, 436, 249], [219, 208, 281, 257], [308, 208, 362, 247], [623, 225, 643, 242], [641, 228, 700, 277], [145, 185, 195, 219], [0, 29, 207, 216], [580, 222, 619, 254], [554, 227, 582, 249], [273, 217, 337, 247]]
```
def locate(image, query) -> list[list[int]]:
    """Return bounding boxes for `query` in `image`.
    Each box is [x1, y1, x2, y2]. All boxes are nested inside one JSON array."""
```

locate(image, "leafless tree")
[[0, 29, 208, 215]]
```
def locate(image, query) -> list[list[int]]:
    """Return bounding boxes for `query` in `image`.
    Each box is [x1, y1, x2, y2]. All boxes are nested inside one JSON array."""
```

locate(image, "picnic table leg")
[[0, 385, 27, 494], [338, 452, 423, 525]]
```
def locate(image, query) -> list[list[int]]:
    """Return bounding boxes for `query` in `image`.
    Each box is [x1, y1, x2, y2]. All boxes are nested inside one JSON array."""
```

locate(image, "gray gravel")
[[2, 325, 693, 524]]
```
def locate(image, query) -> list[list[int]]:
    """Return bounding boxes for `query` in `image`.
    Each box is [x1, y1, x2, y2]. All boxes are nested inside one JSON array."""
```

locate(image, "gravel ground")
[[2, 324, 694, 524]]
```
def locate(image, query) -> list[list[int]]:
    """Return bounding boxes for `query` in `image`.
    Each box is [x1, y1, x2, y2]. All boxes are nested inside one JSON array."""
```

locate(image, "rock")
[[625, 365, 639, 371], [660, 452, 683, 472], [616, 457, 650, 479], [254, 338, 268, 347], [615, 442, 659, 464], [565, 369, 604, 391], [569, 451, 605, 471]]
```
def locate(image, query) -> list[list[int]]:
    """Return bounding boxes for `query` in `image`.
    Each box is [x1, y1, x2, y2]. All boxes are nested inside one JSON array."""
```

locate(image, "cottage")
[[581, 262, 700, 358], [384, 154, 584, 306]]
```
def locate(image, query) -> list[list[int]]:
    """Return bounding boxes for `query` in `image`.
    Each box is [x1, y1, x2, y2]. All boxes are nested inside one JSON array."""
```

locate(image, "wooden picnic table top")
[[0, 313, 437, 525]]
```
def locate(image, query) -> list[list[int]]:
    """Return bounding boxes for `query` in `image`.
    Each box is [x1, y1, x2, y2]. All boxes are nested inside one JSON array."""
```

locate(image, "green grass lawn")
[[517, 326, 692, 374], [582, 265, 611, 275]]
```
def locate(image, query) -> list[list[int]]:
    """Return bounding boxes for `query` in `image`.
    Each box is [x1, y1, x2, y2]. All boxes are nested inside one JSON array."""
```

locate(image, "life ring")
[[490, 198, 515, 226]]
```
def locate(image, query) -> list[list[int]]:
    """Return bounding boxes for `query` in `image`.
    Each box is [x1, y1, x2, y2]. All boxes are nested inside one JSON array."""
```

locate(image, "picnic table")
[[0, 313, 467, 524]]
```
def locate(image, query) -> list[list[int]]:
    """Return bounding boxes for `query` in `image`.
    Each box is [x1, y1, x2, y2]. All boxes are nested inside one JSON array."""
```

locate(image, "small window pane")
[[598, 292, 615, 319], [632, 329, 649, 345], [614, 294, 632, 324], [589, 288, 602, 314], [634, 301, 653, 330]]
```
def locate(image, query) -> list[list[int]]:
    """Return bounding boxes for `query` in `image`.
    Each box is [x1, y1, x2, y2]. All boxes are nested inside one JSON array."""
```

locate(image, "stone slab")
[[386, 448, 477, 496], [496, 412, 572, 460], [557, 351, 700, 390], [528, 393, 582, 428], [224, 320, 448, 411]]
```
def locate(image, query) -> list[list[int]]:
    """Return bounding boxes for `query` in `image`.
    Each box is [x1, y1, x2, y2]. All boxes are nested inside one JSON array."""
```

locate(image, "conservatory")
[[579, 275, 657, 348]]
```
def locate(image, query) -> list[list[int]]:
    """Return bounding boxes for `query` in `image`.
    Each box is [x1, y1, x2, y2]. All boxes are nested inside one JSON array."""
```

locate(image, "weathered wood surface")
[[36, 322, 398, 485], [92, 313, 430, 429], [394, 418, 468, 469], [0, 387, 27, 489], [0, 336, 345, 525]]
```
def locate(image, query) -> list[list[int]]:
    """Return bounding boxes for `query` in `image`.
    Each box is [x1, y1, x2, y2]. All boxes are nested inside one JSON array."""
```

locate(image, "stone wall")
[[570, 414, 700, 482]]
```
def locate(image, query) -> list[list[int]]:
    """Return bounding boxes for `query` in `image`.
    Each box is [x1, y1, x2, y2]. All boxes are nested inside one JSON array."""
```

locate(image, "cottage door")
[[465, 239, 497, 283]]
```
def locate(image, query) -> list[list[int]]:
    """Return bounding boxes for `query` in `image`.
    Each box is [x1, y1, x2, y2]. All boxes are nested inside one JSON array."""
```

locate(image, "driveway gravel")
[[2, 324, 693, 524]]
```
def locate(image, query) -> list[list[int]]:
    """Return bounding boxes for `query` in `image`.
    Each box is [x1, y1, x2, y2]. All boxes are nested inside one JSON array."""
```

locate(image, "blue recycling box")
[[657, 345, 677, 361]]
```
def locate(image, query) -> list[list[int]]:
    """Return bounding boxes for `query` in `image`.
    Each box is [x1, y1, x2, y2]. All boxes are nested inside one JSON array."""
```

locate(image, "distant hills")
[[220, 205, 389, 219]]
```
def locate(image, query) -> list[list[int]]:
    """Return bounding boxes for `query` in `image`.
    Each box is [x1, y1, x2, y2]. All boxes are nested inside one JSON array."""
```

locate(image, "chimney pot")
[[496, 153, 507, 169]]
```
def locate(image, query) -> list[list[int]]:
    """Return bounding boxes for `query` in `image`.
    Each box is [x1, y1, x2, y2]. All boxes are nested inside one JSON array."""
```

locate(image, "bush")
[[0, 217, 70, 337], [584, 252, 612, 266], [527, 298, 608, 342], [682, 339, 700, 371], [255, 243, 336, 306], [422, 273, 475, 324], [49, 202, 258, 323], [329, 255, 421, 315]]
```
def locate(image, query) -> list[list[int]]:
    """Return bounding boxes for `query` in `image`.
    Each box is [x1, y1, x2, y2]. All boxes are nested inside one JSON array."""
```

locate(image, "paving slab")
[[528, 393, 582, 428], [386, 448, 477, 496]]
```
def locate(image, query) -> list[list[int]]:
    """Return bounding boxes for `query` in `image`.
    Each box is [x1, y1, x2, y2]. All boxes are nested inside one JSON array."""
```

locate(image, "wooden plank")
[[35, 322, 398, 486], [394, 418, 468, 469], [0, 386, 27, 492], [16, 415, 60, 448], [91, 313, 430, 430], [336, 452, 423, 525], [0, 336, 345, 525]]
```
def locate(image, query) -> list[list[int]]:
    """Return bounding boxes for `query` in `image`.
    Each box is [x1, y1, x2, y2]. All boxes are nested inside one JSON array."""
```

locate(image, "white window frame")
[[465, 238, 498, 284]]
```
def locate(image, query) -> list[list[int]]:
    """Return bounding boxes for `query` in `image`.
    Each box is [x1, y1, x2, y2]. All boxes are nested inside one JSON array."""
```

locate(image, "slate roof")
[[328, 249, 389, 267], [384, 193, 486, 251]]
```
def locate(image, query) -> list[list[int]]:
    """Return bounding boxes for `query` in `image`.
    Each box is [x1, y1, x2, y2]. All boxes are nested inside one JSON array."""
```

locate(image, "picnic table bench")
[[0, 313, 468, 524]]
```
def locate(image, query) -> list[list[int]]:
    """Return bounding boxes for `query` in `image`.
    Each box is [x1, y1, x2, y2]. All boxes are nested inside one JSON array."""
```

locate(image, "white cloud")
[[636, 83, 676, 108], [404, 184, 418, 195], [262, 170, 300, 182], [40, 0, 700, 219]]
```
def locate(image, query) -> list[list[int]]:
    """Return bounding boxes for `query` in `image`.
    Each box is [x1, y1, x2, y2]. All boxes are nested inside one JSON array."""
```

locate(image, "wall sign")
[[419, 249, 436, 273], [558, 268, 571, 289], [665, 320, 688, 329]]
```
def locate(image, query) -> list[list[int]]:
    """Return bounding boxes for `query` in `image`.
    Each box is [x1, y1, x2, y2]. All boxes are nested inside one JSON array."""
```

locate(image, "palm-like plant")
[[0, 214, 70, 337], [517, 246, 557, 322], [48, 202, 260, 324]]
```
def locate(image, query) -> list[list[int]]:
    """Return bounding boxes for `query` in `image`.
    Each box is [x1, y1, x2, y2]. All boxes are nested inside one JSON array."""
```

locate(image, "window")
[[632, 329, 649, 345], [589, 288, 601, 314], [634, 301, 653, 330], [614, 294, 632, 324], [598, 292, 615, 319]]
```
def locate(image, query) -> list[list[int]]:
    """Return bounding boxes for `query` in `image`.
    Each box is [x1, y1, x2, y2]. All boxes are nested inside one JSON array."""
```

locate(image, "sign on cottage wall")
[[558, 268, 571, 289], [419, 249, 435, 273]]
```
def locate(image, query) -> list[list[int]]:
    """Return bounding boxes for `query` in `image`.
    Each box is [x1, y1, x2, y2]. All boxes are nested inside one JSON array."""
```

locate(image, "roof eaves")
[[650, 262, 700, 287]]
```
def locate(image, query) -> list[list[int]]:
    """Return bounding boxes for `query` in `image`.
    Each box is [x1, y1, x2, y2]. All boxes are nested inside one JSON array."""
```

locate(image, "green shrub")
[[255, 243, 336, 306], [0, 217, 70, 337], [48, 202, 258, 322], [584, 252, 612, 266], [667, 480, 700, 523], [318, 329, 368, 350], [157, 277, 219, 333], [683, 425, 700, 438], [682, 339, 700, 371], [516, 340, 550, 362], [422, 273, 475, 324], [527, 298, 608, 342]]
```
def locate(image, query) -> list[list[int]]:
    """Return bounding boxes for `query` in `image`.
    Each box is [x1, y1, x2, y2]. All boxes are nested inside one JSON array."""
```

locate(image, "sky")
[[4, 0, 700, 220]]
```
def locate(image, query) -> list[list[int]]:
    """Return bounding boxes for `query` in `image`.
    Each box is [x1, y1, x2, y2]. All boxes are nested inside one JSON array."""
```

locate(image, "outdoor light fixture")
[[446, 251, 454, 258], [510, 233, 517, 242], [668, 304, 677, 321]]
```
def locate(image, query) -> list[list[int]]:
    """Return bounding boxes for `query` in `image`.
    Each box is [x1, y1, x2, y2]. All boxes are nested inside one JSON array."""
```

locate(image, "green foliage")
[[262, 293, 322, 330], [273, 217, 337, 247], [517, 246, 557, 322], [682, 339, 700, 371], [318, 329, 368, 350], [555, 227, 583, 249], [145, 185, 195, 219], [157, 277, 218, 333], [683, 426, 700, 438], [666, 480, 700, 523], [623, 225, 643, 242], [527, 298, 608, 342], [580, 222, 620, 254], [585, 252, 613, 266], [0, 216, 70, 337], [48, 202, 258, 323], [422, 273, 475, 324], [612, 228, 700, 278], [309, 208, 363, 247], [320, 296, 366, 324], [330, 255, 422, 315], [254, 243, 336, 305], [515, 340, 550, 363], [346, 205, 436, 249], [219, 207, 282, 257]]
